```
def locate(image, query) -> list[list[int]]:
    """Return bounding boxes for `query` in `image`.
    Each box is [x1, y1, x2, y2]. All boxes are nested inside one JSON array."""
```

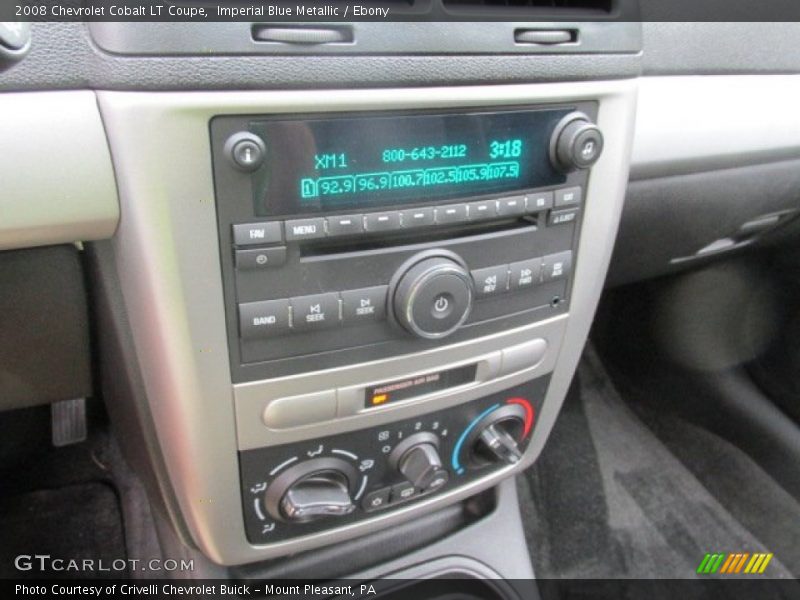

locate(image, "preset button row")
[[233, 187, 582, 245], [239, 286, 388, 339]]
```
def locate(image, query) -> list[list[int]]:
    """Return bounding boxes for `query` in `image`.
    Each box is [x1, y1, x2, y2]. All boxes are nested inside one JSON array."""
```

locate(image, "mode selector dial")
[[264, 457, 359, 523], [392, 252, 474, 340], [280, 470, 354, 522]]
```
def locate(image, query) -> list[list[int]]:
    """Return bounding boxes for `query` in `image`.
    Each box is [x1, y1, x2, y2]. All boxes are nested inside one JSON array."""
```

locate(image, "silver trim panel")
[[236, 325, 559, 451], [631, 75, 800, 179], [97, 80, 636, 565], [0, 91, 119, 251]]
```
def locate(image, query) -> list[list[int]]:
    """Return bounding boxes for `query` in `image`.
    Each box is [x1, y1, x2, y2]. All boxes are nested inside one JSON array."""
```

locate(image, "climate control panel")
[[239, 377, 546, 544]]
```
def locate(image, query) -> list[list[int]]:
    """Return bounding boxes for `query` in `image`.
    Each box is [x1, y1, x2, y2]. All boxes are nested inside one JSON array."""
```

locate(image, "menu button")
[[285, 218, 326, 241]]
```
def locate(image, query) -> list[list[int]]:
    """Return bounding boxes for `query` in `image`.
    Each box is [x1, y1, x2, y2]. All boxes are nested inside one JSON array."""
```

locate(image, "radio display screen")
[[249, 107, 571, 216]]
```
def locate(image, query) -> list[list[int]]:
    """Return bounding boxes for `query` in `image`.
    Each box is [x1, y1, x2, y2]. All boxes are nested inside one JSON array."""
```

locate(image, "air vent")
[[442, 0, 613, 13]]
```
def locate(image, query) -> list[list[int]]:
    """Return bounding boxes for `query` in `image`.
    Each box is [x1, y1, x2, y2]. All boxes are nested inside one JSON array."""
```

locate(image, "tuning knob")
[[550, 111, 604, 172], [466, 404, 528, 468], [264, 457, 358, 523]]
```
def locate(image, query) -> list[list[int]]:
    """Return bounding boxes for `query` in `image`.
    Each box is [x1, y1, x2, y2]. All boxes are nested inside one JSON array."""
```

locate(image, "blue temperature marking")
[[451, 403, 501, 475]]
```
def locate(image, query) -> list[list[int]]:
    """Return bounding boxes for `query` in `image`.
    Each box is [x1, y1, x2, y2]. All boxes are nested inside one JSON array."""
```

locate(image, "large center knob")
[[393, 254, 474, 339]]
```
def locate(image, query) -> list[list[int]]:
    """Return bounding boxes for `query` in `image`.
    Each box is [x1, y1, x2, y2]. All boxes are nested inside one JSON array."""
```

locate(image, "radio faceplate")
[[210, 103, 596, 382]]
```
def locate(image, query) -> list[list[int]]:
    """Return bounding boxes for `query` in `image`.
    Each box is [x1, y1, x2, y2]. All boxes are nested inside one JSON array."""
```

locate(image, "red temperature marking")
[[506, 397, 535, 437]]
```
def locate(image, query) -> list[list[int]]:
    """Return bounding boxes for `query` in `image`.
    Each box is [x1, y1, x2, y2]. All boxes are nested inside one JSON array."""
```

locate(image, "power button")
[[432, 294, 453, 319], [393, 255, 474, 340]]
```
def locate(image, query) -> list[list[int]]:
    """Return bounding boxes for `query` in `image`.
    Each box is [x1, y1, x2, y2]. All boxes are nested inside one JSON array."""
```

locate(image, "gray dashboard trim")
[[97, 79, 636, 565], [630, 75, 800, 180], [0, 23, 640, 92], [0, 91, 119, 251], [642, 23, 800, 76], [89, 21, 641, 56]]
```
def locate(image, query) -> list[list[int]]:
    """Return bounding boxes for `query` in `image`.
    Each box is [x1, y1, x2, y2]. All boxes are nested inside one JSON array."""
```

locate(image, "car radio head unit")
[[210, 102, 601, 382], [243, 108, 571, 217]]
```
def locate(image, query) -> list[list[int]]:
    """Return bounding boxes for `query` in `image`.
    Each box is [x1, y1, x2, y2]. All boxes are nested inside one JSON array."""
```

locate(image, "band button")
[[238, 299, 290, 339]]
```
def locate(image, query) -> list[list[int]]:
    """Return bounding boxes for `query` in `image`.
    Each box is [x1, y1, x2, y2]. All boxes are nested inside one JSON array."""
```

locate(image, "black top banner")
[[3, 0, 800, 22]]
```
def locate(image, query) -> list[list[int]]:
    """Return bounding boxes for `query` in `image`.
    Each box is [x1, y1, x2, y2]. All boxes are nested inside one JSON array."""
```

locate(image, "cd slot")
[[300, 217, 536, 258]]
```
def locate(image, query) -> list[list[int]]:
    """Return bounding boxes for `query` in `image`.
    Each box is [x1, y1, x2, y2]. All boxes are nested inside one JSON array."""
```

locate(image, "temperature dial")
[[264, 457, 359, 523], [478, 422, 523, 465], [456, 401, 533, 470]]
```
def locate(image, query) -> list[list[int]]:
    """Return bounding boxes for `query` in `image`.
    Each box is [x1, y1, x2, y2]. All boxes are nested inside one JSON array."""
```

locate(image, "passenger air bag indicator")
[[365, 364, 477, 408]]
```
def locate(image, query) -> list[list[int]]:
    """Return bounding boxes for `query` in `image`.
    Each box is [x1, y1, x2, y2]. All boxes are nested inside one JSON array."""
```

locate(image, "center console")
[[97, 80, 636, 566], [209, 103, 601, 545]]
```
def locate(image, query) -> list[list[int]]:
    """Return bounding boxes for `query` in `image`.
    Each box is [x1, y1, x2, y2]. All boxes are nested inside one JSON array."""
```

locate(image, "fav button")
[[341, 286, 388, 324], [471, 265, 509, 298], [290, 293, 340, 331], [232, 222, 283, 246]]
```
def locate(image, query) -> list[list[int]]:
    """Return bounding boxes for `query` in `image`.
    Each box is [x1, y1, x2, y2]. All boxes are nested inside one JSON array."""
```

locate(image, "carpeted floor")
[[0, 403, 161, 579], [520, 347, 800, 581], [0, 482, 126, 579]]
